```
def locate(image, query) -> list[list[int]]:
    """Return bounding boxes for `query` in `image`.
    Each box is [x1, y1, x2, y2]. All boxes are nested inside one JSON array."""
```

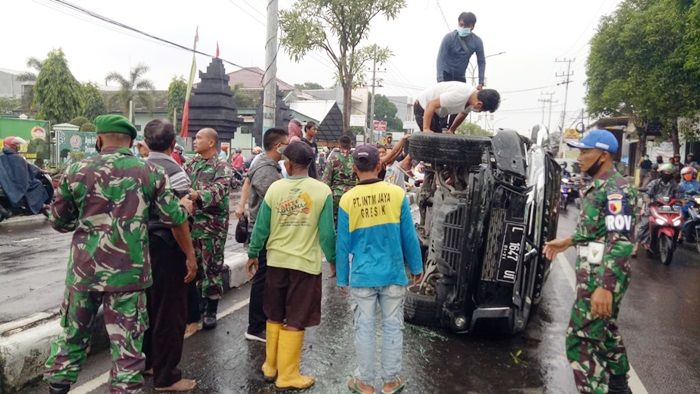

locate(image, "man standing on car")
[[436, 12, 485, 130], [437, 12, 485, 88], [413, 82, 500, 133], [543, 129, 637, 394]]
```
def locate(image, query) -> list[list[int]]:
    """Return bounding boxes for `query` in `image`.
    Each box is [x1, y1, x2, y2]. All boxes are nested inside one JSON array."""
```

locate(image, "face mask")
[[457, 27, 472, 37], [585, 154, 604, 177], [661, 173, 673, 183]]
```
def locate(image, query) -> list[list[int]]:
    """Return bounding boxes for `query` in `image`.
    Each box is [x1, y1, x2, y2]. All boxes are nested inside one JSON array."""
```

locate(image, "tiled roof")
[[227, 67, 295, 91]]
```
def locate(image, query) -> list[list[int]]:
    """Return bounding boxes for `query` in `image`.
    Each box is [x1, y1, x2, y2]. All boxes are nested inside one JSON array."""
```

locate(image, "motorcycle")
[[0, 172, 54, 223], [230, 168, 244, 190], [560, 178, 572, 210], [646, 196, 684, 265], [681, 194, 700, 253]]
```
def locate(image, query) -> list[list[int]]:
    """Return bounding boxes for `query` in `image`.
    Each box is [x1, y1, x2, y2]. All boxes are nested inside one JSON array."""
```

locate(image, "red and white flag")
[[216, 41, 220, 58], [180, 27, 199, 138]]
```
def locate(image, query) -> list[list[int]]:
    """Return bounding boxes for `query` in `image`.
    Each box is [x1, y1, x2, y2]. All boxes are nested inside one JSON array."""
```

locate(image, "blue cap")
[[566, 129, 618, 154]]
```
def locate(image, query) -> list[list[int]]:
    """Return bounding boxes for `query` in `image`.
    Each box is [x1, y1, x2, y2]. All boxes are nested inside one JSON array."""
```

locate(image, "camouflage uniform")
[[321, 150, 356, 222], [44, 146, 188, 393], [184, 155, 232, 299], [567, 167, 637, 394]]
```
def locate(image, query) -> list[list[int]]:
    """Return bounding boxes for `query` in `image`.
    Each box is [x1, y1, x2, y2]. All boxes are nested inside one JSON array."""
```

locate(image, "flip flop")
[[347, 376, 375, 394], [381, 377, 406, 394]]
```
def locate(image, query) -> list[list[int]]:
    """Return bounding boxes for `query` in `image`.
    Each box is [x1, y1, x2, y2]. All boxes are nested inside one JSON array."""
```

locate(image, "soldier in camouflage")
[[44, 115, 193, 394], [184, 128, 232, 329], [544, 130, 636, 394], [321, 135, 356, 223]]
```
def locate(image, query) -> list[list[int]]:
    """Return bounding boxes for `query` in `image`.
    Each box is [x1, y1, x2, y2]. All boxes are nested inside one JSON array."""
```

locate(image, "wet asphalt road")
[[0, 211, 245, 324], [10, 206, 700, 393]]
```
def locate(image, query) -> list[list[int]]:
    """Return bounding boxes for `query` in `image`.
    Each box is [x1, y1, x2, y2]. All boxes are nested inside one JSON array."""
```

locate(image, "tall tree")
[[17, 57, 43, 114], [231, 83, 259, 110], [167, 76, 187, 129], [80, 82, 106, 121], [16, 57, 43, 82], [280, 0, 404, 132], [373, 94, 403, 131], [32, 49, 82, 124], [105, 64, 155, 119], [586, 0, 700, 152]]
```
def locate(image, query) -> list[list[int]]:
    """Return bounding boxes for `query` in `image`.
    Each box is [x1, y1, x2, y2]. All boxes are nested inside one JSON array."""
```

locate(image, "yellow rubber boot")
[[275, 329, 315, 390], [262, 321, 282, 382]]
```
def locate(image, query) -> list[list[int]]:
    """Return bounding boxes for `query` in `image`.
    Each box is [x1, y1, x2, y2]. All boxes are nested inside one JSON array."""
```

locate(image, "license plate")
[[497, 223, 524, 283]]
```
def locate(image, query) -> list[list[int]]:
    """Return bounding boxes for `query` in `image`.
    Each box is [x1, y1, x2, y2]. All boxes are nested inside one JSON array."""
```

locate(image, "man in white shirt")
[[414, 82, 500, 133]]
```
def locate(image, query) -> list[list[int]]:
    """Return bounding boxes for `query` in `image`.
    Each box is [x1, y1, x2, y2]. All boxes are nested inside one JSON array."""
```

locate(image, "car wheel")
[[407, 133, 491, 166], [404, 285, 443, 328]]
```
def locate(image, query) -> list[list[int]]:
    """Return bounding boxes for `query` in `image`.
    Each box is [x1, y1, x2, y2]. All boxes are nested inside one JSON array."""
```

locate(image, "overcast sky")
[[4, 0, 623, 133]]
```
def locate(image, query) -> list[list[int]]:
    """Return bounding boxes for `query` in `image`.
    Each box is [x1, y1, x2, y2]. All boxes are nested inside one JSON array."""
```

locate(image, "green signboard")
[[55, 130, 98, 164], [0, 117, 50, 165]]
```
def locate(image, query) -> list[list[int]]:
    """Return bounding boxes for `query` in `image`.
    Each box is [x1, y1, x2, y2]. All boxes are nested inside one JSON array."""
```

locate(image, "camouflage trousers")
[[194, 236, 227, 299], [566, 259, 631, 394], [44, 289, 148, 393]]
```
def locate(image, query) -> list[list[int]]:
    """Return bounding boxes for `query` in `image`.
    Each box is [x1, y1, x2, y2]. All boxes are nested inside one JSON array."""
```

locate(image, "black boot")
[[202, 299, 219, 330], [48, 383, 70, 394], [608, 374, 631, 394]]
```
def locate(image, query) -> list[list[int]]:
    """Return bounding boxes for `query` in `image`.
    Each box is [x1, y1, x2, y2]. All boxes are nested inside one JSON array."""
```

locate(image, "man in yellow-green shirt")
[[246, 141, 336, 391]]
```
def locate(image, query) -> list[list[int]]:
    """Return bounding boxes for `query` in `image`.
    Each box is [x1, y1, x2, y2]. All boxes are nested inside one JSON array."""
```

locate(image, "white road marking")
[[15, 237, 40, 243], [555, 254, 648, 394], [70, 298, 250, 393]]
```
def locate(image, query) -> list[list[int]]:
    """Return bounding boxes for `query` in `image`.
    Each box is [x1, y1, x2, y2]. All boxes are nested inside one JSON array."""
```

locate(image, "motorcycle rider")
[[632, 163, 679, 256], [0, 136, 50, 220], [679, 166, 700, 197], [679, 166, 700, 240]]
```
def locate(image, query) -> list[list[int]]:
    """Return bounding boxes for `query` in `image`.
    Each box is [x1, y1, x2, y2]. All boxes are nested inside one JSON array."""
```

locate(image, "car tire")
[[407, 133, 491, 166], [404, 286, 443, 328]]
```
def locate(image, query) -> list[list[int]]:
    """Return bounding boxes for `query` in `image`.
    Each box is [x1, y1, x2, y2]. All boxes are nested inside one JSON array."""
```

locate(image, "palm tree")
[[105, 64, 155, 120], [17, 57, 44, 82]]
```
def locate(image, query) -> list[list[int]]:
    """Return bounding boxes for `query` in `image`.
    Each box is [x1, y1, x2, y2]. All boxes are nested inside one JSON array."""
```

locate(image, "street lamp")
[[468, 51, 506, 86]]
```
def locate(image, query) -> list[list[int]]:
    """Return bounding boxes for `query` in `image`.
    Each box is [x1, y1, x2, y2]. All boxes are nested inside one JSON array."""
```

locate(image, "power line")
[[226, 0, 266, 25], [42, 0, 266, 77]]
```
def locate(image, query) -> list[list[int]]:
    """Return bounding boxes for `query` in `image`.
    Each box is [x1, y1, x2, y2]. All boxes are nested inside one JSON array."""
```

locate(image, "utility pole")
[[367, 46, 384, 144], [538, 91, 556, 131], [262, 0, 278, 133], [555, 58, 574, 157]]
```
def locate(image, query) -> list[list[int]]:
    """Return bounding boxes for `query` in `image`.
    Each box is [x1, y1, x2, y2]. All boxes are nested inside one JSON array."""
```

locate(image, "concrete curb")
[[0, 254, 249, 393], [0, 215, 49, 227]]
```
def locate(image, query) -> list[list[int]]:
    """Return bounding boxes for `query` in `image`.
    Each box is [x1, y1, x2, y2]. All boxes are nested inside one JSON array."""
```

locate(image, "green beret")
[[95, 115, 137, 139]]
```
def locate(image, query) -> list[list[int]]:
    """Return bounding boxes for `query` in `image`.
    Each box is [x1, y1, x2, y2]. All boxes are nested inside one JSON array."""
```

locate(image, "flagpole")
[[180, 26, 199, 139]]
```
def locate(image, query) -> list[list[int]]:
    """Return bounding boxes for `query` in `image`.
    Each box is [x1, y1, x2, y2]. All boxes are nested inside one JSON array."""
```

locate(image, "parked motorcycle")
[[0, 172, 54, 223], [682, 194, 700, 253], [646, 196, 684, 265]]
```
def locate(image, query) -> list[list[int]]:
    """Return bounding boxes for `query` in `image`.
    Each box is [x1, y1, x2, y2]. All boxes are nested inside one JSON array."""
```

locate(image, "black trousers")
[[144, 233, 187, 388], [186, 281, 200, 324], [413, 102, 443, 133], [439, 73, 467, 130], [247, 248, 268, 334]]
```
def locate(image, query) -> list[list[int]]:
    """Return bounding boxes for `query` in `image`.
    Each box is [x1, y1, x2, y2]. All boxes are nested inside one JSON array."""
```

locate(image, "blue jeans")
[[350, 285, 405, 384]]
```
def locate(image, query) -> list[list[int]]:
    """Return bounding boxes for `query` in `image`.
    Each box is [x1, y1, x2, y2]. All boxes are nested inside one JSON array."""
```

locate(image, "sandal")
[[347, 376, 375, 394], [381, 377, 406, 394]]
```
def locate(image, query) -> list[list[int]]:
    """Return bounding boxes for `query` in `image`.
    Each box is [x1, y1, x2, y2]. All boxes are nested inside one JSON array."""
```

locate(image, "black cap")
[[283, 141, 314, 166], [353, 144, 380, 171]]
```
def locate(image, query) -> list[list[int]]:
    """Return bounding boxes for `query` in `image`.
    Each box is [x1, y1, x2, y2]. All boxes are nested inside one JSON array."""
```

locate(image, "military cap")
[[95, 115, 137, 139]]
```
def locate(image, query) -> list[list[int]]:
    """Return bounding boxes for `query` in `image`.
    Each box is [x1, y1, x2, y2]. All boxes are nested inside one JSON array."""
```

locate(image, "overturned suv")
[[405, 129, 561, 334]]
